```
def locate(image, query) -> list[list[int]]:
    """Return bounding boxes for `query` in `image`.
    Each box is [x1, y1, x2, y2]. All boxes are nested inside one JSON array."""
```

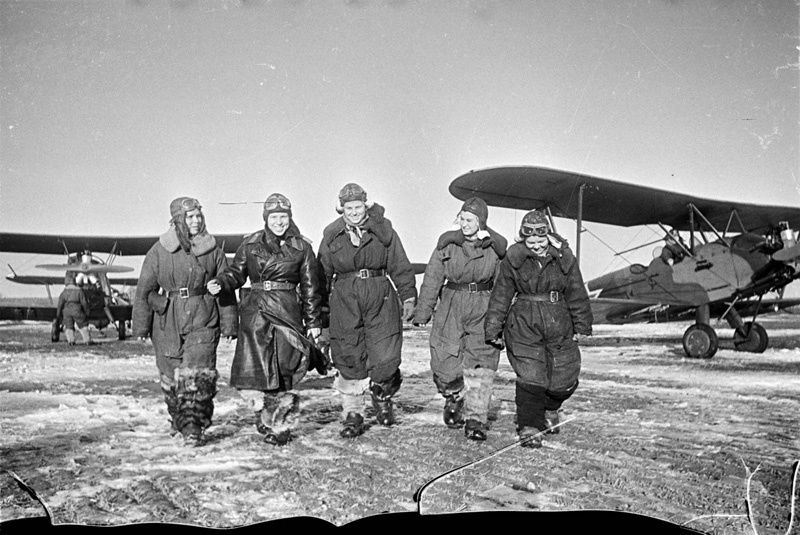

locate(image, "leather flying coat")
[[215, 224, 322, 391]]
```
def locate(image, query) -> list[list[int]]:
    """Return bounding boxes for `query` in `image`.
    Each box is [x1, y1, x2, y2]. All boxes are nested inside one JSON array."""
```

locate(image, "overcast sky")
[[1, 0, 799, 297]]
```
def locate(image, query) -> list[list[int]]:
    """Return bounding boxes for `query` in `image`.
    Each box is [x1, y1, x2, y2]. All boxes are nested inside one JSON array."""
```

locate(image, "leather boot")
[[544, 410, 560, 434], [464, 419, 487, 441], [518, 426, 543, 449], [443, 393, 465, 428], [340, 412, 365, 438]]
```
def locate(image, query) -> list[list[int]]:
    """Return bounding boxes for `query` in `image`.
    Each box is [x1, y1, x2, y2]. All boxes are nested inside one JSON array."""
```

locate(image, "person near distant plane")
[[317, 183, 417, 438], [207, 193, 324, 446], [132, 197, 238, 446], [484, 209, 592, 448], [413, 197, 507, 441], [56, 275, 94, 346]]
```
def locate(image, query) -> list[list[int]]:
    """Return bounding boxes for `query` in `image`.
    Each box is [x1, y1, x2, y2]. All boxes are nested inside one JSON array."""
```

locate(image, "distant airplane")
[[450, 165, 800, 359]]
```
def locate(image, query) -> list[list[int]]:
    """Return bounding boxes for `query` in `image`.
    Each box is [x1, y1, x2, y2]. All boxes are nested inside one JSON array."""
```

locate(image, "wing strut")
[[576, 183, 586, 264]]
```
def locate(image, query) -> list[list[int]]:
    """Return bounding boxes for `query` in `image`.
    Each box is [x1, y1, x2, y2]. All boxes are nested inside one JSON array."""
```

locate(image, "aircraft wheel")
[[682, 323, 718, 359], [51, 319, 61, 343], [733, 321, 768, 353], [118, 320, 127, 341]]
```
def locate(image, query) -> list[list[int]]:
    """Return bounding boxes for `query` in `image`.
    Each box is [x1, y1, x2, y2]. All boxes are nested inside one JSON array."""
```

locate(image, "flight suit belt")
[[444, 281, 493, 292], [517, 291, 563, 303], [251, 281, 297, 291], [167, 287, 207, 299], [336, 269, 387, 280]]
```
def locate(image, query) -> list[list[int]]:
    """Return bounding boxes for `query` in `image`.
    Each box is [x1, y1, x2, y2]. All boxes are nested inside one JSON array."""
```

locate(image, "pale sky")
[[1, 0, 799, 297]]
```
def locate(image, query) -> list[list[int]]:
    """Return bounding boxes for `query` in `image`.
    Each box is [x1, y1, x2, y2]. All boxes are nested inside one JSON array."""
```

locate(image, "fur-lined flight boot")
[[173, 367, 219, 446], [160, 374, 180, 436], [369, 369, 402, 427], [334, 374, 369, 438], [260, 391, 300, 446], [65, 328, 77, 346], [463, 368, 495, 441], [544, 380, 578, 435]]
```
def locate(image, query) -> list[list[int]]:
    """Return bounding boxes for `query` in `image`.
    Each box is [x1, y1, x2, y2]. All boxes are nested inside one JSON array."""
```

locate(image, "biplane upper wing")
[[0, 232, 250, 255], [449, 166, 800, 231]]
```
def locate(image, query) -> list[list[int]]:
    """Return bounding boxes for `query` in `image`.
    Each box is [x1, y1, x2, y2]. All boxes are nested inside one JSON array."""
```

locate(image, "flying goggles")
[[520, 223, 550, 237], [264, 198, 292, 211]]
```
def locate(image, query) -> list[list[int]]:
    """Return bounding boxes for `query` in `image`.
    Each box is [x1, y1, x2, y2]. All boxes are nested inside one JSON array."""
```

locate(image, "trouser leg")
[[334, 374, 369, 438], [463, 367, 495, 440], [77, 326, 92, 344], [515, 380, 547, 431], [543, 380, 579, 434]]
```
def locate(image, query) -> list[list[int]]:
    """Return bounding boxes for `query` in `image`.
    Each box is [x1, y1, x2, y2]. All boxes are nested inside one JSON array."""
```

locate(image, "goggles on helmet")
[[264, 198, 291, 211], [520, 223, 549, 237], [181, 198, 202, 211]]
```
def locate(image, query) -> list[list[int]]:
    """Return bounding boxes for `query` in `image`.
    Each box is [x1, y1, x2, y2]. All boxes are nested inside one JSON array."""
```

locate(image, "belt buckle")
[[549, 291, 558, 303], [468, 282, 478, 292], [264, 281, 272, 291], [179, 288, 189, 299], [359, 269, 369, 279]]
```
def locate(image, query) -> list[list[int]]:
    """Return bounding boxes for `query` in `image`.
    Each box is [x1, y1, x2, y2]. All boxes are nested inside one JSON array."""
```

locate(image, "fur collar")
[[506, 238, 575, 274], [159, 228, 217, 256], [437, 226, 507, 259], [324, 203, 393, 247]]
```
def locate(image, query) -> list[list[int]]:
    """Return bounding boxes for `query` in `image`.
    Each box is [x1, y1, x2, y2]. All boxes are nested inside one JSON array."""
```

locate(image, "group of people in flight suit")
[[131, 183, 593, 450]]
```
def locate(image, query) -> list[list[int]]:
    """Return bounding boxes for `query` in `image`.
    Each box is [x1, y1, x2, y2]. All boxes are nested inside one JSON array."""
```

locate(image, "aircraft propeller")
[[35, 263, 135, 274]]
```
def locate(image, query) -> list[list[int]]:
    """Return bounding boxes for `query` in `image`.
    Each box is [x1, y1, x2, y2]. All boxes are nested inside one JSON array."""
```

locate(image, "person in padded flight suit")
[[207, 193, 323, 446], [133, 197, 239, 446], [484, 209, 592, 448], [413, 197, 507, 441], [317, 183, 417, 438]]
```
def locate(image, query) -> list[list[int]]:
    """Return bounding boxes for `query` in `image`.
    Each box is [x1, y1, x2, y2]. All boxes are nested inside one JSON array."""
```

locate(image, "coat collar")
[[159, 228, 217, 256], [437, 226, 507, 258], [324, 203, 393, 247]]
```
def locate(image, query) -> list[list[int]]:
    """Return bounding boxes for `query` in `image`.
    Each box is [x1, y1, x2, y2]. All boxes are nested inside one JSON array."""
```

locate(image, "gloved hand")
[[573, 332, 591, 343], [402, 299, 416, 322], [486, 337, 505, 350]]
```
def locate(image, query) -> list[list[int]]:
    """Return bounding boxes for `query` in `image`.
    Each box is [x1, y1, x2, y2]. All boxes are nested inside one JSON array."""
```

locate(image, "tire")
[[733, 321, 768, 353], [51, 319, 61, 343], [682, 323, 718, 359], [118, 320, 127, 341]]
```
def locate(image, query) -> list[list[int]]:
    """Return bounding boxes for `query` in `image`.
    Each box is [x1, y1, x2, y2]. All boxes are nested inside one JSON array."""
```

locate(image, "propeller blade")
[[773, 243, 800, 262], [35, 263, 135, 273]]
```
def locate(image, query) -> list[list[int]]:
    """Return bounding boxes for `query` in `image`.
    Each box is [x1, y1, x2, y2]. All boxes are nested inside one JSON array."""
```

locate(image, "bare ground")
[[1, 316, 799, 534]]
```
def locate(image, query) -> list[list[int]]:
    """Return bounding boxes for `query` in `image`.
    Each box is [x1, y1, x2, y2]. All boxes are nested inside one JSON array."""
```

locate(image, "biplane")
[[449, 166, 800, 359], [0, 232, 248, 341]]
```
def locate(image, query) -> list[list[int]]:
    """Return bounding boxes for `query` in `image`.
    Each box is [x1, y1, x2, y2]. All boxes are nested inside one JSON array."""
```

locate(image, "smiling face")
[[525, 234, 549, 256], [267, 213, 290, 236], [184, 208, 204, 237], [343, 200, 367, 226], [458, 211, 480, 240]]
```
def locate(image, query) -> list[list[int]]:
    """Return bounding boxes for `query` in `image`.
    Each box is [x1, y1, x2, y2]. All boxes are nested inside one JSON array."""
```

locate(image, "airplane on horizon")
[[449, 165, 800, 359]]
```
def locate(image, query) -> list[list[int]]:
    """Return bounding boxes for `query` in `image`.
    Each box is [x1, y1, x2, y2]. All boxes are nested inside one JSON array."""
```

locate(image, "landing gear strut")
[[726, 307, 768, 353]]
